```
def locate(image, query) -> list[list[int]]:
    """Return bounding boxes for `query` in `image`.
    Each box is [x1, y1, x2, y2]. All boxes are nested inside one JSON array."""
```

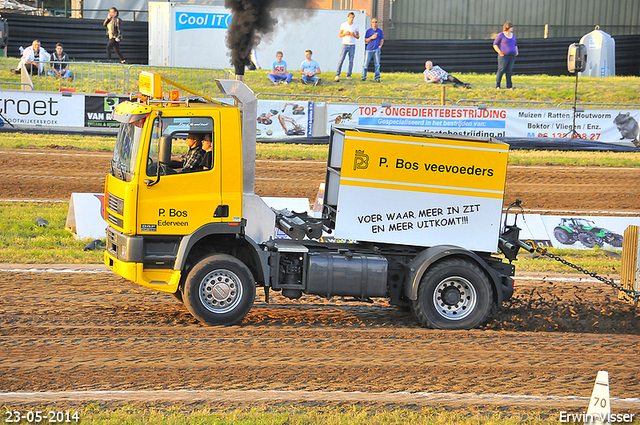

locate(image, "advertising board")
[[148, 3, 367, 73], [0, 90, 84, 128]]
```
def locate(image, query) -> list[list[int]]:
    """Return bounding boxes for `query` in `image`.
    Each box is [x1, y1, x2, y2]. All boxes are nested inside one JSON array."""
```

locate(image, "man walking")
[[335, 12, 359, 82], [361, 17, 383, 82]]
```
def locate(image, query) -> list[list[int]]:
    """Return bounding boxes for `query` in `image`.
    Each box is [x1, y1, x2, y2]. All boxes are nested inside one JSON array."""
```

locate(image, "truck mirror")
[[159, 136, 172, 164]]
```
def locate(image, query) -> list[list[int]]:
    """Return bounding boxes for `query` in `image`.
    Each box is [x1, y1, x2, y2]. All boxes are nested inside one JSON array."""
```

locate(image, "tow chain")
[[535, 246, 640, 303]]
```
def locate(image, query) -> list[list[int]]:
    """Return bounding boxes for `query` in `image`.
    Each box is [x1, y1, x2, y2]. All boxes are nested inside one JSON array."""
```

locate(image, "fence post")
[[620, 225, 640, 305]]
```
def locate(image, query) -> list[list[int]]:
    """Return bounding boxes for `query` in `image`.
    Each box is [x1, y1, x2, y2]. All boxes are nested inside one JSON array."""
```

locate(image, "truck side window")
[[146, 118, 160, 177], [146, 117, 214, 177]]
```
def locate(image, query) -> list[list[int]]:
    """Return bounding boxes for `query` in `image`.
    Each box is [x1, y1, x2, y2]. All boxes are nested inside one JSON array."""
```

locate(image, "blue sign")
[[176, 12, 232, 31]]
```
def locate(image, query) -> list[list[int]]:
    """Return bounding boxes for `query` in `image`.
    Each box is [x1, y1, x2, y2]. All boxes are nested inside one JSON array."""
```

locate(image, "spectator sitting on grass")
[[268, 51, 293, 85], [300, 49, 322, 86], [48, 43, 73, 80], [11, 40, 50, 75]]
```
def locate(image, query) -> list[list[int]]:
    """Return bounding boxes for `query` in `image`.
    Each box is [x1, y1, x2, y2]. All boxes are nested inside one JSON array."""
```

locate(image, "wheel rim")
[[432, 276, 477, 321], [199, 268, 243, 314]]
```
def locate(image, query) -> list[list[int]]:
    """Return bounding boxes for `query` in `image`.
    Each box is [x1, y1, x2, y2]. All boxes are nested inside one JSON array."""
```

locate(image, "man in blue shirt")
[[361, 18, 384, 82], [300, 49, 322, 86], [268, 51, 293, 85]]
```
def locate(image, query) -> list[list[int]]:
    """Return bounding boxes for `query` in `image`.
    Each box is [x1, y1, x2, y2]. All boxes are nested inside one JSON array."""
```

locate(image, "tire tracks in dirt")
[[1, 271, 640, 408], [2, 149, 640, 215]]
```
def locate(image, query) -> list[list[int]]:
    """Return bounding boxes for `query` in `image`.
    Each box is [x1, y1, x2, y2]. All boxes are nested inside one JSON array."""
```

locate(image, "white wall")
[[148, 3, 368, 74]]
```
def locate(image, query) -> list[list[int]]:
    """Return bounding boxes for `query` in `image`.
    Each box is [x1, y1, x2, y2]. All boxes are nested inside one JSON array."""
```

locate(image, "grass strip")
[[1, 57, 638, 104], [1, 133, 640, 165], [0, 201, 623, 273], [2, 403, 560, 425], [0, 202, 104, 264]]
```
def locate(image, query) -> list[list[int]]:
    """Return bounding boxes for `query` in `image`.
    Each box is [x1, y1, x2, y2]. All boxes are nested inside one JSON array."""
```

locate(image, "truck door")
[[137, 114, 223, 236]]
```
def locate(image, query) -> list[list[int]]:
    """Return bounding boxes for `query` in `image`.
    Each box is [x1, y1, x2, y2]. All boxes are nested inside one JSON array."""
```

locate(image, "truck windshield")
[[111, 122, 144, 181]]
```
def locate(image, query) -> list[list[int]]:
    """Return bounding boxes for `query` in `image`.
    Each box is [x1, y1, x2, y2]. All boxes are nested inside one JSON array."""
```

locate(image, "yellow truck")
[[104, 73, 532, 330]]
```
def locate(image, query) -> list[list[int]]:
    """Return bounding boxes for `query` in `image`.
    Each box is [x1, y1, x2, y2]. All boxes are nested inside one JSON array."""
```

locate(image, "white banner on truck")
[[333, 130, 509, 252], [0, 90, 84, 128]]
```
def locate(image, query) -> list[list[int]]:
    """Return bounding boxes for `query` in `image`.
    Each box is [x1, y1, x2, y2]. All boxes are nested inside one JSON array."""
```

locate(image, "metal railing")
[[356, 96, 453, 105], [557, 102, 640, 110], [24, 61, 127, 94], [15, 62, 229, 97], [257, 93, 354, 103], [125, 65, 229, 99], [0, 82, 33, 90], [456, 99, 556, 108]]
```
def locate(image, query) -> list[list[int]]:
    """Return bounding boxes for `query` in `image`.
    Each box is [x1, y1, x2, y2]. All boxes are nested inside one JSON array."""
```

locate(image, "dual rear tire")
[[412, 258, 493, 330]]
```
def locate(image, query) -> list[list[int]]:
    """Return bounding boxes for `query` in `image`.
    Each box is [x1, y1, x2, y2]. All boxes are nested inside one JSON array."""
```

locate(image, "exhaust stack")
[[215, 79, 256, 194], [234, 66, 245, 82]]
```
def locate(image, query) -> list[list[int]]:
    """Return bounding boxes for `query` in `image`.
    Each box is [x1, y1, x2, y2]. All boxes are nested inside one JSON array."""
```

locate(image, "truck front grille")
[[107, 193, 124, 215], [107, 213, 123, 228]]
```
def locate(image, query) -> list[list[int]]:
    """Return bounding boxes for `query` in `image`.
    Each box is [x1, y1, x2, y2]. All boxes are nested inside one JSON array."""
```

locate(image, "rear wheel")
[[610, 234, 623, 248], [412, 258, 493, 330], [553, 227, 575, 245], [182, 254, 255, 326]]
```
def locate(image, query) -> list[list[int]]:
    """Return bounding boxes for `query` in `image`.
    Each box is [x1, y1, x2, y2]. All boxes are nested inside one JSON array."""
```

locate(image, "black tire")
[[171, 289, 183, 303], [182, 254, 255, 326], [412, 258, 493, 330], [578, 233, 599, 248], [610, 234, 623, 248], [553, 227, 575, 245]]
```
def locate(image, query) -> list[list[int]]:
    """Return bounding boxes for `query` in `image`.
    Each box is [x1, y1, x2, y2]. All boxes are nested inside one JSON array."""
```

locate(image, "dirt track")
[[1, 148, 640, 214], [1, 270, 639, 412], [1, 147, 640, 414]]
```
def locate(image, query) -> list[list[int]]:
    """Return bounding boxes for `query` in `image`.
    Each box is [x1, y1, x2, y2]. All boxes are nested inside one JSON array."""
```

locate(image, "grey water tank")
[[579, 26, 615, 77]]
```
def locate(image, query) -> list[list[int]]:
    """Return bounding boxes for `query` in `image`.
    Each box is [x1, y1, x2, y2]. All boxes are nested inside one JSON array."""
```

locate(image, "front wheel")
[[182, 254, 255, 326], [412, 258, 493, 330]]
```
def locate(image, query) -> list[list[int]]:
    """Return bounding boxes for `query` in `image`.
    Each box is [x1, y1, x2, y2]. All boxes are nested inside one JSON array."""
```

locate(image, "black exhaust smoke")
[[225, 0, 277, 76]]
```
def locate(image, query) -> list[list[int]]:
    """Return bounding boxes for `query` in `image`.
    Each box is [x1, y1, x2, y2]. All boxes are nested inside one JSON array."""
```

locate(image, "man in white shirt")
[[335, 12, 359, 82], [12, 40, 50, 75]]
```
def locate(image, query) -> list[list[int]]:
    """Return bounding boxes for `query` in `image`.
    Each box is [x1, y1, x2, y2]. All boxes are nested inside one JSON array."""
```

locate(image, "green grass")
[[513, 247, 621, 274], [0, 202, 104, 263], [2, 56, 639, 105], [2, 404, 562, 425], [0, 201, 624, 274], [2, 133, 640, 165], [0, 133, 116, 151], [507, 150, 640, 167], [243, 70, 640, 106]]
